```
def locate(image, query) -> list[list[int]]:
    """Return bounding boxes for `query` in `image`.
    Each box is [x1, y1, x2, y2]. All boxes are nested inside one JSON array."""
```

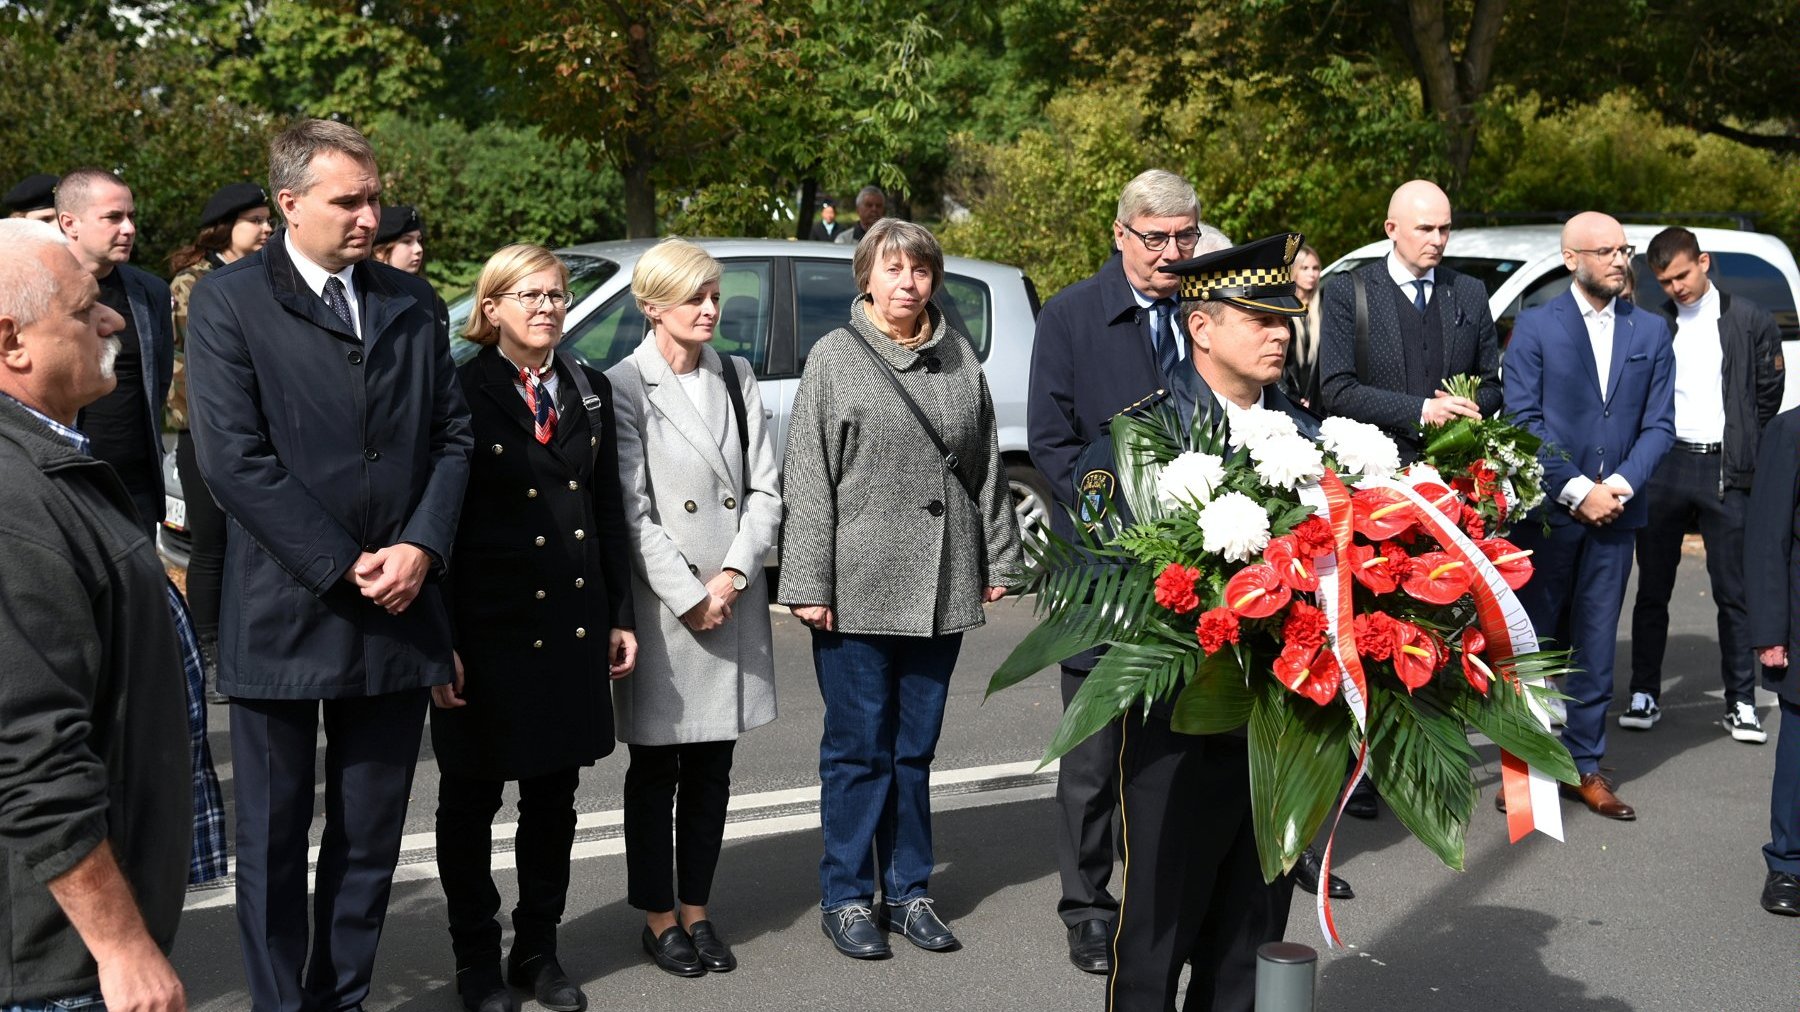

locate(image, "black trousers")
[[231, 690, 427, 1012], [1630, 448, 1755, 705], [623, 740, 735, 911], [1108, 713, 1292, 1012], [174, 429, 227, 641], [1056, 665, 1121, 927], [435, 765, 581, 971]]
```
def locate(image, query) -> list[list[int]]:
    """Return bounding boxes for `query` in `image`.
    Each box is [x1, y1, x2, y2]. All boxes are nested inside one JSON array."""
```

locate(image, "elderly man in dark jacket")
[[187, 119, 473, 1012], [0, 219, 191, 1011]]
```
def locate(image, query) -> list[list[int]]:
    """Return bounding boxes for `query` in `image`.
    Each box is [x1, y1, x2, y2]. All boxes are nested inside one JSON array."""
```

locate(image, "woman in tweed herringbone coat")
[[779, 220, 1024, 959]]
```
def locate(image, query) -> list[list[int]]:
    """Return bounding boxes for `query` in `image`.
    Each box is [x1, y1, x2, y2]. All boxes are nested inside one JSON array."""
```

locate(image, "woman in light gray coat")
[[605, 238, 781, 978], [779, 219, 1024, 961]]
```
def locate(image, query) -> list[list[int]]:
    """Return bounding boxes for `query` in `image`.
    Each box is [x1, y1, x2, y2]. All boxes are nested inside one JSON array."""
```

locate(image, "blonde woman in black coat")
[[432, 243, 637, 1012]]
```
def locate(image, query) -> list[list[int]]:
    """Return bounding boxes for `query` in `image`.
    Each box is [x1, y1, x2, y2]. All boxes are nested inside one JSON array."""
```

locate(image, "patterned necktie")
[[1412, 278, 1429, 314], [1152, 297, 1181, 384], [520, 365, 556, 444], [323, 276, 355, 331]]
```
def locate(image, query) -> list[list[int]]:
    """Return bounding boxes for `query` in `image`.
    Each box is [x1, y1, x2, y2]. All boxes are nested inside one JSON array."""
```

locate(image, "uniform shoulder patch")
[[1078, 468, 1117, 528]]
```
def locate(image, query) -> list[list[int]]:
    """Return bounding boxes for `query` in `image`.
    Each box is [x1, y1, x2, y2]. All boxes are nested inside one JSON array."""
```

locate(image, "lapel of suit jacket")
[[264, 231, 359, 342], [1433, 268, 1465, 372], [1100, 255, 1161, 380], [476, 346, 580, 469], [1557, 291, 1605, 403], [117, 266, 162, 428], [354, 262, 419, 353], [1604, 301, 1635, 407], [634, 337, 733, 488]]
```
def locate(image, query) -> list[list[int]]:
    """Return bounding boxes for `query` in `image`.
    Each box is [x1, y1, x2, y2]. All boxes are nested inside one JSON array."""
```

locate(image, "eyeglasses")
[[1116, 221, 1202, 253], [499, 290, 572, 310], [1570, 245, 1636, 262]]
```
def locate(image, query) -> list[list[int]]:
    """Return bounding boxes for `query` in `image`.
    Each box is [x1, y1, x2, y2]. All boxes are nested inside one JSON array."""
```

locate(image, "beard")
[[97, 336, 122, 380], [1575, 264, 1626, 301]]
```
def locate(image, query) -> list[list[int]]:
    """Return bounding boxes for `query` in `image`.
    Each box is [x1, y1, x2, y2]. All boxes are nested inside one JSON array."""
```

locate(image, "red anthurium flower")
[[1154, 562, 1203, 614], [1263, 535, 1321, 592], [1352, 486, 1417, 540], [1196, 607, 1242, 654], [1349, 542, 1409, 595], [1273, 644, 1341, 706], [1223, 563, 1292, 619], [1291, 515, 1337, 558], [1391, 620, 1440, 691], [1402, 551, 1474, 605], [1475, 537, 1533, 590], [1411, 481, 1460, 519], [1461, 627, 1492, 694]]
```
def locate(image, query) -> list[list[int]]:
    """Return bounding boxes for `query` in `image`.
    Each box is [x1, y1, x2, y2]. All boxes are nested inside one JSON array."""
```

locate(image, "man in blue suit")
[[1502, 211, 1675, 821]]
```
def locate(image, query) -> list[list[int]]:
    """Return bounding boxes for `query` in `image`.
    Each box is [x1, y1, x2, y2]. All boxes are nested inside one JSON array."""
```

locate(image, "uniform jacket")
[[1743, 406, 1800, 706], [1655, 287, 1784, 491], [186, 231, 474, 698], [1317, 259, 1502, 453], [779, 300, 1025, 637], [0, 396, 189, 1004], [433, 346, 635, 780], [606, 338, 782, 745], [1502, 289, 1675, 530]]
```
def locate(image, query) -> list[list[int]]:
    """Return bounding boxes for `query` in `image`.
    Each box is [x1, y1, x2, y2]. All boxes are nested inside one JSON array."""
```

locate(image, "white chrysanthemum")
[[1318, 416, 1401, 478], [1198, 491, 1271, 562], [1227, 406, 1300, 451], [1250, 433, 1325, 489], [1401, 462, 1446, 487], [1157, 450, 1228, 507]]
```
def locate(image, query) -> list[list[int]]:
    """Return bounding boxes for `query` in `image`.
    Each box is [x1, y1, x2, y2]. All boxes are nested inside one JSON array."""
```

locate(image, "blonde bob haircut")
[[631, 237, 721, 318], [852, 219, 943, 295], [462, 242, 568, 346]]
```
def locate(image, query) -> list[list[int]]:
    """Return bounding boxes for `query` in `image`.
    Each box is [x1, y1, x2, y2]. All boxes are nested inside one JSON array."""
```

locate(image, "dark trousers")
[[1768, 699, 1800, 876], [1512, 520, 1635, 776], [812, 630, 962, 910], [1056, 664, 1120, 927], [174, 429, 227, 641], [231, 691, 428, 1012], [623, 740, 736, 911], [436, 765, 580, 970], [1108, 713, 1292, 1012], [1630, 450, 1755, 705]]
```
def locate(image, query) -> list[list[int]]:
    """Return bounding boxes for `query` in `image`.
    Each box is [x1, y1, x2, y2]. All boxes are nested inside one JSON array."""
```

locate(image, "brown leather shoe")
[[1561, 772, 1635, 820]]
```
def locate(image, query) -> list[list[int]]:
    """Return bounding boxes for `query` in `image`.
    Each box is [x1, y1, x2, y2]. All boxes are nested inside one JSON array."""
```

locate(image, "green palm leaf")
[[986, 555, 1158, 697], [1169, 648, 1255, 735], [1039, 640, 1194, 765], [1455, 658, 1580, 786], [1363, 683, 1478, 871], [1247, 677, 1353, 882]]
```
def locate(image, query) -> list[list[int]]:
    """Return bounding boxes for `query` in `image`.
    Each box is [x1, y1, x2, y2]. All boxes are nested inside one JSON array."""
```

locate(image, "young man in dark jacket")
[[1624, 226, 1784, 742], [0, 219, 192, 1011]]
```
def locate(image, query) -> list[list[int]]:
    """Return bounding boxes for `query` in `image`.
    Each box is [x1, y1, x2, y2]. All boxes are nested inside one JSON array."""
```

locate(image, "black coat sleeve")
[[1027, 297, 1084, 508], [589, 370, 635, 630], [1745, 299, 1786, 428], [1745, 409, 1800, 654]]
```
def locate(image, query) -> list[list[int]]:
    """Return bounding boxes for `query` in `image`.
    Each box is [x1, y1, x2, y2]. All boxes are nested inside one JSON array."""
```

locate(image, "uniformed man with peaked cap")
[[1095, 232, 1314, 1012]]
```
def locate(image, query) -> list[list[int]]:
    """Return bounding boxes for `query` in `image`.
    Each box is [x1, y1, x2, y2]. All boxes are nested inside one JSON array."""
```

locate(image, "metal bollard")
[[1255, 941, 1318, 1011]]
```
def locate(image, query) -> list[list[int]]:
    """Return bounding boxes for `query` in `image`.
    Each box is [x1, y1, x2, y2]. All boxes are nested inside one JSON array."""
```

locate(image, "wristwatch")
[[728, 569, 748, 592]]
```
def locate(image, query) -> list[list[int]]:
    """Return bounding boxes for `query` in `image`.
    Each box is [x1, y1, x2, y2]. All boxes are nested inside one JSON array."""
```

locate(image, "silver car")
[[161, 238, 1050, 567]]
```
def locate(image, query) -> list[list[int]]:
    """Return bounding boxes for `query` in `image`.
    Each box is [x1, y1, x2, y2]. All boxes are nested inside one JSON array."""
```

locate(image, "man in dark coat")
[[1317, 179, 1502, 460], [808, 199, 846, 242], [0, 218, 190, 1011], [1027, 169, 1203, 974], [1743, 405, 1800, 917], [1624, 225, 1784, 741], [187, 118, 474, 1012], [55, 167, 174, 530]]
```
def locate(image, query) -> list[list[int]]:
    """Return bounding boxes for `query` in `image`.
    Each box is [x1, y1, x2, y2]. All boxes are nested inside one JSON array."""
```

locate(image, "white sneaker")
[[1726, 701, 1768, 744], [1619, 692, 1661, 730]]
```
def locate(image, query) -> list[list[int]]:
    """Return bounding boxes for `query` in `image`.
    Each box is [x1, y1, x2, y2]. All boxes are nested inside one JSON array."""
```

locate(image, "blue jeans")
[[813, 629, 962, 911], [3, 991, 105, 1011]]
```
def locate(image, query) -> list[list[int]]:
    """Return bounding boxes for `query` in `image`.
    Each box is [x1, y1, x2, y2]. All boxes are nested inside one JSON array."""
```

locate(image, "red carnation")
[[1350, 542, 1409, 595], [1460, 503, 1487, 540], [1196, 607, 1242, 654], [1282, 599, 1329, 654], [1291, 515, 1336, 558], [1154, 563, 1203, 614], [1354, 611, 1400, 661], [1223, 564, 1292, 619], [1263, 535, 1321, 592], [1273, 644, 1341, 706]]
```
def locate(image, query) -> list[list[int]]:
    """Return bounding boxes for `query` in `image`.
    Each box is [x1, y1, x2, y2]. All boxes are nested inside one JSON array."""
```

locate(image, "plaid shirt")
[[0, 392, 90, 454]]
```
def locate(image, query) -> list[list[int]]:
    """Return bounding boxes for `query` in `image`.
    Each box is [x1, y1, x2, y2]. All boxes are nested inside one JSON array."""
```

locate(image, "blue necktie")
[[1412, 279, 1429, 314], [323, 276, 355, 332], [1152, 298, 1180, 383]]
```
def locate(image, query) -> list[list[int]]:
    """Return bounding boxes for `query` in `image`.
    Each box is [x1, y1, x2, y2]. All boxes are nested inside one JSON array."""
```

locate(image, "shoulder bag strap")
[[1352, 268, 1370, 385], [555, 350, 606, 466], [846, 330, 980, 506], [718, 353, 751, 478]]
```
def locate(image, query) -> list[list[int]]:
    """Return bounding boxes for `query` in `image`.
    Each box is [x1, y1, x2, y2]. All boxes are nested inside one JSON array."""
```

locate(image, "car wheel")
[[1007, 462, 1054, 558]]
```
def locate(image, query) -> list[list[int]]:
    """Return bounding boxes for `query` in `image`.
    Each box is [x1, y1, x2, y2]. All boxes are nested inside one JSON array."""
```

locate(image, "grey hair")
[[852, 218, 943, 294], [1116, 170, 1199, 226], [0, 219, 72, 328], [53, 167, 128, 217], [855, 185, 885, 206], [1183, 225, 1241, 319], [269, 118, 377, 197]]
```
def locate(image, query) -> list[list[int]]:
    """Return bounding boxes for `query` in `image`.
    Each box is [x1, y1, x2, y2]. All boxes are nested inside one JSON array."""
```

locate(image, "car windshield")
[[1438, 257, 1528, 299], [446, 253, 620, 362]]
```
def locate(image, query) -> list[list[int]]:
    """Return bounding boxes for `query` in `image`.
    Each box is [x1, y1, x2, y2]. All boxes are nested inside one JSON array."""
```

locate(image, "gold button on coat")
[[590, 435, 597, 446], [724, 496, 737, 510], [491, 444, 504, 455], [532, 640, 543, 649], [534, 536, 546, 547], [574, 578, 585, 588], [684, 500, 697, 513], [568, 480, 580, 491], [575, 627, 587, 638], [574, 529, 585, 540], [527, 488, 538, 498], [535, 590, 546, 599]]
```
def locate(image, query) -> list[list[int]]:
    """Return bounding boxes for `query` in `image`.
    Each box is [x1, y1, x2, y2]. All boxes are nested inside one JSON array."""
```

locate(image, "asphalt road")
[[171, 549, 1797, 1011]]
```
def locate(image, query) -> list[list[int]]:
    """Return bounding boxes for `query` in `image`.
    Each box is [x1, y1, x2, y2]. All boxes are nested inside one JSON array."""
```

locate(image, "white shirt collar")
[[284, 231, 360, 330], [1385, 249, 1435, 289], [1580, 294, 1617, 322]]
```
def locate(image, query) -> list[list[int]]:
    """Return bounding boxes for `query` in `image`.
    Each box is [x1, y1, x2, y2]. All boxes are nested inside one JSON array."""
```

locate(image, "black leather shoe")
[[456, 964, 516, 1012], [507, 954, 585, 1011], [641, 925, 705, 977], [1292, 847, 1353, 899], [686, 920, 737, 972], [821, 904, 891, 959], [1067, 918, 1111, 974], [1344, 779, 1378, 820], [880, 896, 960, 951], [1762, 871, 1800, 916]]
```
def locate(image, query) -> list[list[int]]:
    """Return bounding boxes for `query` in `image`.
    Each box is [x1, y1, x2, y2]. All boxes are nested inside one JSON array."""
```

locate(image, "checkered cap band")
[[1179, 264, 1294, 301]]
